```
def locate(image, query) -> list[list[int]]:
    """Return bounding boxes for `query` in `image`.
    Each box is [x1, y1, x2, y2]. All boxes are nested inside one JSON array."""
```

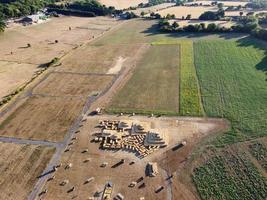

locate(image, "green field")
[[108, 44, 180, 115], [179, 40, 203, 116], [192, 38, 267, 199], [193, 150, 267, 200], [248, 142, 267, 171], [194, 38, 267, 144]]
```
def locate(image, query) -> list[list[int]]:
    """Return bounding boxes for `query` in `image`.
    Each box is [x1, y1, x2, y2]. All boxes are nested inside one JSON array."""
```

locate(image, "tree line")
[[0, 0, 56, 19], [47, 0, 120, 17], [158, 15, 267, 42]]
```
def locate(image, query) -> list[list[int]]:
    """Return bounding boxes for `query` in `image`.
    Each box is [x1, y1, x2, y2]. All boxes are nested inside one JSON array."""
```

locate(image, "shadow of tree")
[[236, 37, 267, 73], [142, 19, 267, 73]]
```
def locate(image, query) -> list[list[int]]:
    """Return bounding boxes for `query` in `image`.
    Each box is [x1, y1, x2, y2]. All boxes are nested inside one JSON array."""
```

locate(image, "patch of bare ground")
[[41, 115, 229, 200], [33, 72, 114, 97], [0, 96, 85, 142], [0, 142, 55, 200]]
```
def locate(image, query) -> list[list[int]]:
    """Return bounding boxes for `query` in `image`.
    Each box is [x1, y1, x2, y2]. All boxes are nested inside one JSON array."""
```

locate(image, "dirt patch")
[[0, 96, 85, 142], [0, 142, 55, 200], [41, 115, 228, 200], [107, 56, 127, 74], [33, 72, 114, 97]]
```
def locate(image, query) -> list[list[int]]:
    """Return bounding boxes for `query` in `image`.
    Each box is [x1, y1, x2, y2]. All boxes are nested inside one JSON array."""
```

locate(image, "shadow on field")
[[141, 20, 248, 40], [236, 37, 267, 73], [142, 20, 267, 73]]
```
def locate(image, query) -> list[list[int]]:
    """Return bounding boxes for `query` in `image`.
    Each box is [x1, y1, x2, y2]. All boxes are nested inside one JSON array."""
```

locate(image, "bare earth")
[[0, 142, 55, 200], [42, 115, 229, 200]]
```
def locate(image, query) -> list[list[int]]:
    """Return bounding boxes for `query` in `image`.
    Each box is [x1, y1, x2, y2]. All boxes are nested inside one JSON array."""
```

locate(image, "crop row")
[[248, 142, 267, 171], [193, 151, 267, 200]]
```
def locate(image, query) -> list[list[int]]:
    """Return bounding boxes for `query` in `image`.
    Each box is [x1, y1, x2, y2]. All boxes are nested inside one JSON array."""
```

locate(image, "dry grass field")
[[189, 1, 248, 6], [33, 72, 114, 97], [0, 142, 55, 200], [157, 6, 218, 19], [0, 96, 84, 141], [0, 16, 119, 100], [0, 61, 38, 99], [57, 43, 143, 74], [133, 3, 176, 15], [108, 44, 180, 114], [41, 115, 228, 200], [99, 0, 148, 9], [169, 20, 236, 28]]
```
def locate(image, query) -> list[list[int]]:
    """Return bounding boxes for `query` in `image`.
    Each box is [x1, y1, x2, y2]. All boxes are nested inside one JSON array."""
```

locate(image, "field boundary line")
[[0, 136, 61, 147], [0, 59, 41, 66], [52, 71, 116, 77], [192, 41, 206, 117]]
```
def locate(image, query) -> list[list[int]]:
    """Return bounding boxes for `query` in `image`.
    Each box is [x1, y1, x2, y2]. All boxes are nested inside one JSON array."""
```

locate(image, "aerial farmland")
[[0, 0, 267, 200]]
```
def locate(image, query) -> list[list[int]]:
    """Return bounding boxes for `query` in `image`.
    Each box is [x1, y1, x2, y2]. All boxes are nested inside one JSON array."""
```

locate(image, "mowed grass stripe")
[[194, 38, 267, 142], [108, 44, 180, 114], [179, 40, 203, 116]]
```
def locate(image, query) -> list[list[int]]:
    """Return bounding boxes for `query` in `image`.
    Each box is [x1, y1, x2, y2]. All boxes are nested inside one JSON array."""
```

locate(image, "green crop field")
[[179, 40, 203, 116], [108, 44, 180, 115], [192, 38, 267, 200], [193, 150, 267, 200], [194, 38, 267, 144], [248, 142, 267, 171]]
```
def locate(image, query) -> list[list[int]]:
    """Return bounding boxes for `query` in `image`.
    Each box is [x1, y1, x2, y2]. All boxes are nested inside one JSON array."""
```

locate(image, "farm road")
[[0, 136, 61, 148]]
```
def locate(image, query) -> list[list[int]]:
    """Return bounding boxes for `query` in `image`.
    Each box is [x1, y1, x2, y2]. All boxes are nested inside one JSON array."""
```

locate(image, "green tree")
[[0, 18, 6, 32]]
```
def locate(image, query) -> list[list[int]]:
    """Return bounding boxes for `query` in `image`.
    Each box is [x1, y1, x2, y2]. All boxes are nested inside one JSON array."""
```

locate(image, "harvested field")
[[188, 1, 248, 7], [99, 0, 148, 9], [0, 96, 84, 142], [0, 61, 38, 100], [0, 142, 55, 200], [33, 72, 114, 97], [133, 3, 176, 15], [156, 6, 218, 19], [1, 16, 118, 65], [225, 10, 267, 17], [108, 44, 180, 115], [169, 19, 236, 28], [0, 16, 119, 100], [57, 44, 143, 73], [42, 115, 228, 200]]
